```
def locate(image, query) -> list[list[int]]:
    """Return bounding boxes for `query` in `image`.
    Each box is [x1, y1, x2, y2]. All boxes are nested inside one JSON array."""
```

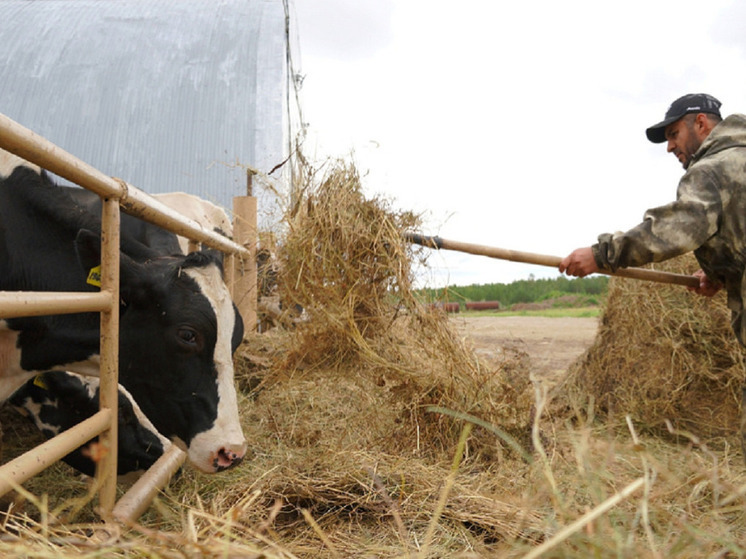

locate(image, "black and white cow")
[[63, 187, 196, 256], [5, 187, 233, 478], [0, 155, 246, 473], [9, 371, 171, 479]]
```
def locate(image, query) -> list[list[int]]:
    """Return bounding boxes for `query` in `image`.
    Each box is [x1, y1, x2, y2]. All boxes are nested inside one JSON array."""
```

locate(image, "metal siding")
[[0, 0, 289, 225]]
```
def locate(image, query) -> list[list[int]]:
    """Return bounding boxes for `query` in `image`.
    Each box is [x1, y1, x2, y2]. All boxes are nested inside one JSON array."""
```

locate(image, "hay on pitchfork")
[[260, 160, 534, 453]]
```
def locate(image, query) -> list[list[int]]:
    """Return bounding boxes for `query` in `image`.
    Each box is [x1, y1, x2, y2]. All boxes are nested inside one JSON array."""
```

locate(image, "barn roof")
[[0, 0, 299, 224]]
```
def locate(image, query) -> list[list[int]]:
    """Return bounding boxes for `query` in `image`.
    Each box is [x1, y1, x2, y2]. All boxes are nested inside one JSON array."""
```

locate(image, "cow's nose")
[[213, 444, 246, 472]]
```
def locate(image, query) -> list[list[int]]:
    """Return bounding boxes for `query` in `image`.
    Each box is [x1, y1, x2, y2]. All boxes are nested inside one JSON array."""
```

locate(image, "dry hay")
[[259, 160, 534, 454], [555, 253, 746, 441], [223, 160, 541, 550], [2, 162, 746, 556]]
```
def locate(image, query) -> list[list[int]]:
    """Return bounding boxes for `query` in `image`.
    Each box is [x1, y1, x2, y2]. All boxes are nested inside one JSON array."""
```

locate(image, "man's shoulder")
[[700, 115, 746, 157], [688, 117, 746, 184], [717, 113, 746, 131], [722, 113, 746, 124]]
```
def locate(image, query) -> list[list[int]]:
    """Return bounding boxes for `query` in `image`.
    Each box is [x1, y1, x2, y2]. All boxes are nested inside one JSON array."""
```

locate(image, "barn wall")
[[0, 0, 297, 228]]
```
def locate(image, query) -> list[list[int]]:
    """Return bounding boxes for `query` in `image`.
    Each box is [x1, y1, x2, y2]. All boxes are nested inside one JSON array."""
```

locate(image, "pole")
[[97, 197, 120, 517], [406, 233, 700, 289], [232, 196, 258, 332]]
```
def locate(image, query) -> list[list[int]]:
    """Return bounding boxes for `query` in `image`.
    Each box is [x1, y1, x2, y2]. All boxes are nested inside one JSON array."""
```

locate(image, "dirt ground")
[[451, 315, 599, 388]]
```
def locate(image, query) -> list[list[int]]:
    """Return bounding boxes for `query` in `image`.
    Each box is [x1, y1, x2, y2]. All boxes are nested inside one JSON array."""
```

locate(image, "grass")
[[461, 306, 602, 318]]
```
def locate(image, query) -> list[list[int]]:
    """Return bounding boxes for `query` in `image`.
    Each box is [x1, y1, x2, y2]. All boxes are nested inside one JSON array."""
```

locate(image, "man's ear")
[[695, 113, 714, 139]]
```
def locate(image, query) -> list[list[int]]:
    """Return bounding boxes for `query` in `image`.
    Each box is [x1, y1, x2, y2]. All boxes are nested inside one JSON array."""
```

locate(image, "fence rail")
[[0, 113, 250, 257], [0, 291, 113, 318], [0, 409, 113, 497]]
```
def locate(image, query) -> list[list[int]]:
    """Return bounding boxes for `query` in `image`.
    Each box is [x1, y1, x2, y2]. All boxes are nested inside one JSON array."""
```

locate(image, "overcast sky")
[[292, 0, 746, 287]]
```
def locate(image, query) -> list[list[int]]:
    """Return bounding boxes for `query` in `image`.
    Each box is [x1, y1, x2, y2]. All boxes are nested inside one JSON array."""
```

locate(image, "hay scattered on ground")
[[2, 161, 746, 557], [555, 253, 746, 441]]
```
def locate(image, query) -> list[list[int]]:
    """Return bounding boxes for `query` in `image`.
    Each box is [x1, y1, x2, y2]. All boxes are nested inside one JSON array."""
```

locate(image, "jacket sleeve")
[[591, 166, 722, 271]]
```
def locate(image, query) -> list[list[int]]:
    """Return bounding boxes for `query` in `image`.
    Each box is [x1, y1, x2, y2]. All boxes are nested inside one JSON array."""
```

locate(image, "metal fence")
[[0, 112, 256, 522]]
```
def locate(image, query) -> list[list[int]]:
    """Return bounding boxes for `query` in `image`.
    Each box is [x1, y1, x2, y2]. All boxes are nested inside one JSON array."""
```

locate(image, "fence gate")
[[0, 112, 255, 522]]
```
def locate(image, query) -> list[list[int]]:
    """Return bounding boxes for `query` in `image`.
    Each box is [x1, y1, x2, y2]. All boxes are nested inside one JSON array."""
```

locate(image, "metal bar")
[[0, 112, 248, 257], [111, 445, 187, 523], [0, 113, 124, 199], [406, 233, 700, 289], [0, 291, 112, 318], [121, 187, 249, 256], [226, 253, 236, 299], [0, 409, 113, 497], [96, 197, 120, 517]]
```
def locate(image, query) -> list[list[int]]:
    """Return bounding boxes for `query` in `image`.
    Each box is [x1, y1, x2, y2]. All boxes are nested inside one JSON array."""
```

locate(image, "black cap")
[[646, 93, 722, 143]]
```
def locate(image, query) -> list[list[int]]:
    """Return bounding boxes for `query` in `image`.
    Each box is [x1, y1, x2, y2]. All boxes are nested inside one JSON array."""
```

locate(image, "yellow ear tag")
[[87, 265, 102, 287], [33, 375, 48, 390]]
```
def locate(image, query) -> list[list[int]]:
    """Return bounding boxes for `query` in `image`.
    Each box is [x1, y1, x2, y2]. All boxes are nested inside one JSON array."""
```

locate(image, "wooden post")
[[232, 196, 257, 333], [97, 197, 120, 517], [112, 445, 187, 523]]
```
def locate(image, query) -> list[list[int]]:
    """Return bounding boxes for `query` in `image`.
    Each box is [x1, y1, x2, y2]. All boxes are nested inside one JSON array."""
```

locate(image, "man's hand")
[[559, 247, 599, 278], [687, 269, 722, 297]]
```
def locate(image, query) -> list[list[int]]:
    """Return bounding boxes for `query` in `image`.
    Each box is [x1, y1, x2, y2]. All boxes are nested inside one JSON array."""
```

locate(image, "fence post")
[[232, 196, 257, 333], [97, 196, 121, 516]]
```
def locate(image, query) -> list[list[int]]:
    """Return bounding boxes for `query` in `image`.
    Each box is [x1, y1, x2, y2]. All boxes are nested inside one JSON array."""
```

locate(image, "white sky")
[[292, 0, 746, 287]]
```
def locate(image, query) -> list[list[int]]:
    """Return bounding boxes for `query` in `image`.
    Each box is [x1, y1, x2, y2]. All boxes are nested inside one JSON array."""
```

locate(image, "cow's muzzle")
[[212, 444, 246, 472]]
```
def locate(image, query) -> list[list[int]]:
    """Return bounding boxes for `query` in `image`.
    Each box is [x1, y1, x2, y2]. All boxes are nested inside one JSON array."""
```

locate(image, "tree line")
[[418, 274, 609, 307]]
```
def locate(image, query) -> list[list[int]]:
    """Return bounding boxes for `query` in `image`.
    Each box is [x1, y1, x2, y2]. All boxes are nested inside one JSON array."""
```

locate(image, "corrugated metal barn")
[[0, 0, 301, 226]]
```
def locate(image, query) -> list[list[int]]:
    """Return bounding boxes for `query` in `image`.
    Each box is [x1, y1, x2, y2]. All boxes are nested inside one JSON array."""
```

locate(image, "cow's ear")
[[205, 249, 225, 271], [75, 228, 146, 294], [74, 229, 102, 273]]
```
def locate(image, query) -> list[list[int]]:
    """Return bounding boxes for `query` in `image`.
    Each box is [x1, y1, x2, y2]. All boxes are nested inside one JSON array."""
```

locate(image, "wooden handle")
[[405, 233, 700, 289]]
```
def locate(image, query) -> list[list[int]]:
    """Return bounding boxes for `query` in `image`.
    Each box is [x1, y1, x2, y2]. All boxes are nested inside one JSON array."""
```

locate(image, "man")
[[560, 93, 746, 345], [560, 93, 746, 457]]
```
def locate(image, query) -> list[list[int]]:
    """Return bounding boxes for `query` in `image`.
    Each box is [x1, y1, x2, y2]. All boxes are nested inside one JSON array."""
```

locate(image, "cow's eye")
[[176, 327, 199, 349]]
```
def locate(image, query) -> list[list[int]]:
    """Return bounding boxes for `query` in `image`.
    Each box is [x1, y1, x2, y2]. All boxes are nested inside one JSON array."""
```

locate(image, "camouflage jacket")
[[592, 114, 746, 343]]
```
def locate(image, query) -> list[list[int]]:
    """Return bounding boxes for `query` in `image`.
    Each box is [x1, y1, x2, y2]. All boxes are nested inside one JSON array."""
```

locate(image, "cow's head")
[[76, 229, 247, 473]]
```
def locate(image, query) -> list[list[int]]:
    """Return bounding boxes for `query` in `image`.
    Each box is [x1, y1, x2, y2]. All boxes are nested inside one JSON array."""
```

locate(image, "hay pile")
[[226, 160, 540, 548], [556, 253, 746, 440], [0, 158, 546, 558], [253, 161, 534, 454]]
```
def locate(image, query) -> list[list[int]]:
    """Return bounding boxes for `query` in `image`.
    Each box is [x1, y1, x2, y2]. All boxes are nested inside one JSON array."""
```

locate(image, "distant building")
[[0, 0, 302, 228]]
